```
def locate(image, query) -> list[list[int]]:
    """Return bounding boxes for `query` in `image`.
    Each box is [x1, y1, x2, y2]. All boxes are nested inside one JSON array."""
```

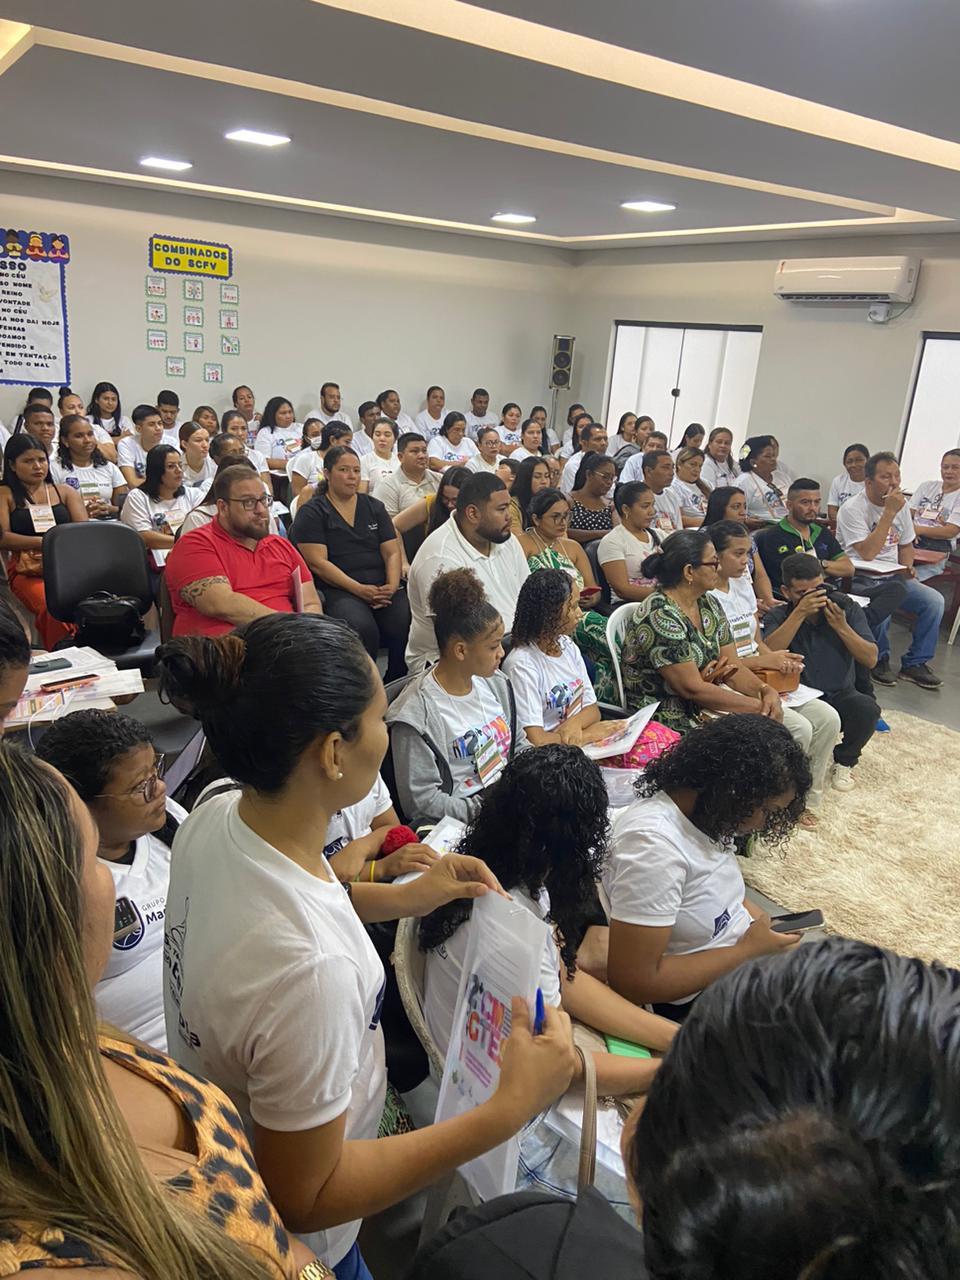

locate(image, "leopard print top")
[[0, 1035, 330, 1278]]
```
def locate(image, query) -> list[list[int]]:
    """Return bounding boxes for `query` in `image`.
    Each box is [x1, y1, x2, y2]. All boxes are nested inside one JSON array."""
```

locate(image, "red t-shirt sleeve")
[[165, 529, 226, 602]]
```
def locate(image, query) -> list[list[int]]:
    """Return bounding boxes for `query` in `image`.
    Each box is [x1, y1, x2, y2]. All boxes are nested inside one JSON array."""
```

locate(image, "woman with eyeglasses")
[[620, 530, 784, 735], [120, 443, 194, 558], [36, 709, 184, 1051], [292, 445, 410, 682]]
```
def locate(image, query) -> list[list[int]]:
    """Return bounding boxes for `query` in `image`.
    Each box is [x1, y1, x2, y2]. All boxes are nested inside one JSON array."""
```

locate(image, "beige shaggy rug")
[[739, 710, 960, 968]]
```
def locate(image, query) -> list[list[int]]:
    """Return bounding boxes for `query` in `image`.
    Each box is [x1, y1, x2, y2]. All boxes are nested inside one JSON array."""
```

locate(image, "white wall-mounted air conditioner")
[[773, 256, 919, 303]]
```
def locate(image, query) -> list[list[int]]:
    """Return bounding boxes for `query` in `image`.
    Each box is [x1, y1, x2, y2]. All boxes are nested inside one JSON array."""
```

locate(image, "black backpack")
[[404, 1187, 646, 1280], [73, 591, 145, 653]]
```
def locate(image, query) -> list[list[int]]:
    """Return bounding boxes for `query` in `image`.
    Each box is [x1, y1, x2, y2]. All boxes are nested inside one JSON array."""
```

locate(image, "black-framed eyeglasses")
[[226, 494, 274, 511], [94, 754, 166, 803], [699, 558, 721, 570]]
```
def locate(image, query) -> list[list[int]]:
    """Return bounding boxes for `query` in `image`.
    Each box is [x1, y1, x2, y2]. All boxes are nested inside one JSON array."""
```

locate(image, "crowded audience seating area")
[[1, 376, 959, 1280]]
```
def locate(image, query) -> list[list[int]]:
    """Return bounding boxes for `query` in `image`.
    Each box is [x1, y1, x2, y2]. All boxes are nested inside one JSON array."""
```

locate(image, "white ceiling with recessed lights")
[[0, 0, 958, 249]]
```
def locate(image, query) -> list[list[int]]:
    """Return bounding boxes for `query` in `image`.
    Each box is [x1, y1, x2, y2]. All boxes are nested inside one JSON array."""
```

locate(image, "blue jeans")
[[872, 576, 945, 668], [334, 1243, 374, 1280]]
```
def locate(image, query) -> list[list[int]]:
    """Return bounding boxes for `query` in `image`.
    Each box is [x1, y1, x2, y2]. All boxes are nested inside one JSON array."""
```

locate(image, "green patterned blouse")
[[621, 589, 733, 734]]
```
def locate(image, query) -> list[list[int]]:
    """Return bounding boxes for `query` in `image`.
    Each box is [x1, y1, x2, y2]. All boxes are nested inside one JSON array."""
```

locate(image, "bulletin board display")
[[0, 229, 71, 386]]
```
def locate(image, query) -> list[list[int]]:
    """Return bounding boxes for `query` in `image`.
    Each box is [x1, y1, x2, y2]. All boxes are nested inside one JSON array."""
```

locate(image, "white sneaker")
[[832, 764, 855, 792]]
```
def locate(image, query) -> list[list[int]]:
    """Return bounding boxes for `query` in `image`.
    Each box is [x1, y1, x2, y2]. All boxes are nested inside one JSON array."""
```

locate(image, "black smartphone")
[[28, 656, 72, 675], [771, 909, 824, 934], [113, 896, 139, 941]]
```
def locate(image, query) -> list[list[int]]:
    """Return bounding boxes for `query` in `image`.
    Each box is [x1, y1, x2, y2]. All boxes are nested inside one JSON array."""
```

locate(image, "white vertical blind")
[[899, 337, 960, 494], [606, 323, 762, 448]]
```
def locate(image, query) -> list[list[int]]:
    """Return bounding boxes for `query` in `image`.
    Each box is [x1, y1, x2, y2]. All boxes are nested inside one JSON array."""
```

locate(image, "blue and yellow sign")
[[149, 234, 232, 278]]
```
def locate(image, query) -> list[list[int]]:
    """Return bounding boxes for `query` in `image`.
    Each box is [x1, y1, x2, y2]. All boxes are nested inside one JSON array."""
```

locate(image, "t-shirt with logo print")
[[427, 673, 513, 797], [836, 491, 915, 565], [323, 774, 393, 860], [503, 635, 597, 733], [98, 799, 187, 1051], [602, 789, 751, 1004], [911, 480, 960, 552]]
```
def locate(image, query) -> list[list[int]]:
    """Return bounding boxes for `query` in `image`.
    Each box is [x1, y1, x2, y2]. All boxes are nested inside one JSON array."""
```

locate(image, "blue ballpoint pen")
[[533, 987, 545, 1035]]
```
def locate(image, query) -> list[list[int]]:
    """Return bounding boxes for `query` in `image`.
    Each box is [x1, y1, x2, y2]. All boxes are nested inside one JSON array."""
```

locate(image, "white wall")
[[0, 174, 573, 428], [567, 232, 960, 488], [6, 173, 960, 493]]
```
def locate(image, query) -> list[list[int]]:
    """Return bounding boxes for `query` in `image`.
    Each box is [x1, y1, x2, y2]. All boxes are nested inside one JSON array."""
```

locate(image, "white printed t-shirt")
[[602, 790, 751, 1003], [415, 409, 445, 439], [254, 424, 304, 461], [50, 459, 125, 504], [427, 435, 480, 466], [597, 525, 659, 602], [827, 471, 864, 512], [97, 799, 187, 1051], [360, 451, 399, 490], [464, 411, 499, 441], [163, 791, 387, 1267], [503, 637, 597, 732], [700, 454, 739, 490], [120, 488, 194, 535], [735, 470, 791, 522], [425, 672, 512, 797], [669, 477, 707, 519], [837, 491, 915, 565], [323, 774, 393, 860], [709, 574, 759, 657], [287, 447, 323, 486], [911, 480, 960, 551], [424, 888, 561, 1060], [651, 487, 683, 535]]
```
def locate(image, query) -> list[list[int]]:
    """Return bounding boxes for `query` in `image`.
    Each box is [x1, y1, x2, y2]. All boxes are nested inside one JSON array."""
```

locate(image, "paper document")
[[291, 567, 305, 614], [781, 683, 825, 709], [392, 816, 466, 887], [850, 558, 907, 575], [582, 702, 659, 760], [435, 893, 547, 1201]]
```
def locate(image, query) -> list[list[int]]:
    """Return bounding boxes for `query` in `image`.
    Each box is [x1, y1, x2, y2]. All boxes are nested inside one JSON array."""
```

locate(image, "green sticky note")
[[604, 1034, 652, 1059]]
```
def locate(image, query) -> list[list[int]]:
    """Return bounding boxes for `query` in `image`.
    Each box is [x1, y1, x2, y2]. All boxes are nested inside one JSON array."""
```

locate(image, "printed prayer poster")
[[0, 229, 71, 385]]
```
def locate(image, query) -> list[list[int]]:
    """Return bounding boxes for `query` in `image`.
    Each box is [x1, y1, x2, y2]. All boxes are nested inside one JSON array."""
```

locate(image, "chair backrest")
[[392, 917, 446, 1081], [44, 523, 152, 621], [382, 672, 417, 820], [584, 539, 611, 608], [605, 601, 642, 708]]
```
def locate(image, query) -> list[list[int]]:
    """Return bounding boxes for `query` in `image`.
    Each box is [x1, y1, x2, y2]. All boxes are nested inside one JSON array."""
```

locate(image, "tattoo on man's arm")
[[179, 576, 230, 606]]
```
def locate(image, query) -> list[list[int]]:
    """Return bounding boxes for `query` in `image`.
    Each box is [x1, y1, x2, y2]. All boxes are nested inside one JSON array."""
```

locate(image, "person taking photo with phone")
[[762, 554, 880, 793]]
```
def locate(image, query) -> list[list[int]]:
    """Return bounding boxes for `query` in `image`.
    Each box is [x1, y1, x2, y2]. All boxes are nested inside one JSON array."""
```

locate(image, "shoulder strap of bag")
[[576, 1045, 597, 1191]]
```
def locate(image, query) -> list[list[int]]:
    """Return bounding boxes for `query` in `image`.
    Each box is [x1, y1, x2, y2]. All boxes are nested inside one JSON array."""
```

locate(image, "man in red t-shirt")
[[165, 465, 322, 636]]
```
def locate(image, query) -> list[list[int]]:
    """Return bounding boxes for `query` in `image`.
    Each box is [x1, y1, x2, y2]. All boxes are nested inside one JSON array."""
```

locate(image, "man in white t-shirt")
[[310, 381, 352, 429], [621, 451, 682, 534], [376, 388, 419, 438], [910, 449, 960, 580], [559, 422, 608, 494], [463, 388, 499, 441], [837, 451, 944, 690], [406, 472, 530, 671], [415, 385, 446, 438], [373, 433, 440, 515]]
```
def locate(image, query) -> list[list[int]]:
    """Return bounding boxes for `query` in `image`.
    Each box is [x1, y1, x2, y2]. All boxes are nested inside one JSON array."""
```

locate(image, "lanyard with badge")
[[916, 493, 943, 526], [28, 502, 56, 533], [473, 731, 506, 787], [750, 473, 786, 520]]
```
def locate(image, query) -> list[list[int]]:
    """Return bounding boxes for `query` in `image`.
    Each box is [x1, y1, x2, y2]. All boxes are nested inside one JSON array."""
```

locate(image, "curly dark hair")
[[636, 714, 811, 845], [510, 567, 572, 647], [418, 745, 609, 976]]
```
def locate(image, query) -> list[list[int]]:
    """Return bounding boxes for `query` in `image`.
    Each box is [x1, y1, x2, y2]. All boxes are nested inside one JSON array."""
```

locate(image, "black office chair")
[[43, 523, 160, 671], [584, 538, 613, 613]]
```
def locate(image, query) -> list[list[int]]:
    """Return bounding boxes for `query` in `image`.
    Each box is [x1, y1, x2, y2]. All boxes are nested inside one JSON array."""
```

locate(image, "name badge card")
[[29, 504, 55, 533]]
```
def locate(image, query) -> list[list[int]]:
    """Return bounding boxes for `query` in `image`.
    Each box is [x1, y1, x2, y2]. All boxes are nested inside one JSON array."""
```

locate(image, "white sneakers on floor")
[[832, 764, 855, 792]]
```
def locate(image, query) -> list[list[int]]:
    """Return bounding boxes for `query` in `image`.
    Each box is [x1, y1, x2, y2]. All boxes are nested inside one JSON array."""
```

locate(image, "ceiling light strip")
[[29, 27, 895, 218], [0, 153, 942, 245], [0, 19, 33, 75], [312, 0, 960, 175]]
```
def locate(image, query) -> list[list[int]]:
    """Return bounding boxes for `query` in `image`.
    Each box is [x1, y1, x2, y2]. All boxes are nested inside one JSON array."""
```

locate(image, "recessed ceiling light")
[[225, 128, 291, 147], [491, 212, 537, 225], [140, 156, 192, 172], [621, 200, 677, 213]]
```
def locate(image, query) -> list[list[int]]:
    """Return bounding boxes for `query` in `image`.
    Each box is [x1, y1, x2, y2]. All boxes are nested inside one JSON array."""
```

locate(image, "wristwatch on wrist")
[[298, 1261, 334, 1280]]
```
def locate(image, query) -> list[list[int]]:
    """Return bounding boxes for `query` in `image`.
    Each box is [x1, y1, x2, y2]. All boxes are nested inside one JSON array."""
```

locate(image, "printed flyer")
[[434, 892, 548, 1200]]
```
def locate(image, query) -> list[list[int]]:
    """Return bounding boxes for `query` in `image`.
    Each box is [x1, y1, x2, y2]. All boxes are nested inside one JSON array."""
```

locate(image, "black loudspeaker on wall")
[[549, 335, 576, 388]]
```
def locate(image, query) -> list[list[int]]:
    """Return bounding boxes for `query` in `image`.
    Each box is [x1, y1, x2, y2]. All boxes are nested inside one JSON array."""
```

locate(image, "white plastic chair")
[[604, 601, 642, 709], [392, 918, 481, 1245]]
